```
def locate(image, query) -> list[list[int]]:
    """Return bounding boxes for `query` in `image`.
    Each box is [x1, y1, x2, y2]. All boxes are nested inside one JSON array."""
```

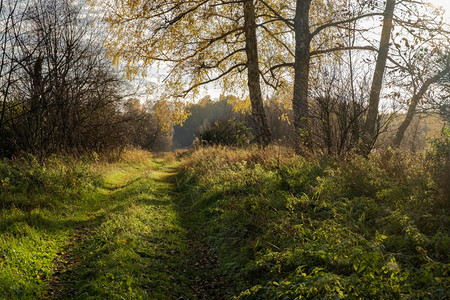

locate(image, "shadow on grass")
[[0, 213, 91, 235], [103, 176, 144, 191], [172, 174, 236, 299], [48, 165, 194, 299]]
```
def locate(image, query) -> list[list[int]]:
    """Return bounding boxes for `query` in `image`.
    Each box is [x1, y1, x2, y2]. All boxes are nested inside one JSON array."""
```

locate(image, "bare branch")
[[259, 0, 294, 29], [180, 63, 246, 96], [311, 12, 384, 38], [310, 45, 377, 57]]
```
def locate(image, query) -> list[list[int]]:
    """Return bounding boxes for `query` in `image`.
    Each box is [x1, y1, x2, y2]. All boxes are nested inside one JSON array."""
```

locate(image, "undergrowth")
[[178, 145, 449, 298], [1, 144, 448, 298]]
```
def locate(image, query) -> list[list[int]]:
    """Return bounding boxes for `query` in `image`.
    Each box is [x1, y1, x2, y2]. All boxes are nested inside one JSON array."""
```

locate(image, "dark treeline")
[[0, 0, 171, 159]]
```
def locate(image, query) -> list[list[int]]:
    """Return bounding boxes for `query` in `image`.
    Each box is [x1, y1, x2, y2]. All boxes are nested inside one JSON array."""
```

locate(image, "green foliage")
[[0, 155, 101, 211], [427, 127, 450, 203], [196, 119, 254, 147], [178, 147, 450, 298], [0, 155, 102, 298], [0, 151, 191, 299], [2, 147, 448, 298]]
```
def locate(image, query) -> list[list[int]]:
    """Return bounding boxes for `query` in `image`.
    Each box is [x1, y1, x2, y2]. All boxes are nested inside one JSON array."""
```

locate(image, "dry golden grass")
[[181, 144, 298, 173], [119, 148, 153, 163]]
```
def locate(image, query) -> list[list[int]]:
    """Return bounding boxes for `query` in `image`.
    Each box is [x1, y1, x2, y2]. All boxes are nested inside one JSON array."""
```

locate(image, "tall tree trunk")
[[243, 0, 272, 146], [292, 0, 312, 148], [393, 65, 450, 148], [362, 0, 396, 154]]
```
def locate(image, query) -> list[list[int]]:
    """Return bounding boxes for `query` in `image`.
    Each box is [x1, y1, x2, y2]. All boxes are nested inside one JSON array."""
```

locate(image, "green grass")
[[177, 146, 450, 298], [0, 151, 193, 299], [2, 144, 449, 299]]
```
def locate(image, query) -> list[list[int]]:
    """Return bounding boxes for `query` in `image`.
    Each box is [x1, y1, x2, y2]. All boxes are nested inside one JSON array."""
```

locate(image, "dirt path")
[[184, 226, 234, 299], [175, 190, 234, 300], [44, 156, 232, 299]]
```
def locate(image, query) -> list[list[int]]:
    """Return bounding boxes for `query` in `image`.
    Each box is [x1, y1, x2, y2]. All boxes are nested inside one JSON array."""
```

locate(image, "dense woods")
[[1, 0, 449, 298]]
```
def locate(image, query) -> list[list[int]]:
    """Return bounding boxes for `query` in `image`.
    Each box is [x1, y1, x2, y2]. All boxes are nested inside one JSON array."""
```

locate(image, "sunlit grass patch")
[[0, 156, 101, 298], [63, 158, 191, 299], [0, 150, 192, 299]]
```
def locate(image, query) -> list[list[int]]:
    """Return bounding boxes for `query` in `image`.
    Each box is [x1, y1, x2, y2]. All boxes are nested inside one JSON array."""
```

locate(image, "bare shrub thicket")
[[0, 0, 170, 157]]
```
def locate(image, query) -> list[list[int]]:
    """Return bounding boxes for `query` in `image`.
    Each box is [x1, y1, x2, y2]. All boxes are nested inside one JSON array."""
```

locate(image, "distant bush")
[[195, 119, 254, 147], [178, 147, 449, 298]]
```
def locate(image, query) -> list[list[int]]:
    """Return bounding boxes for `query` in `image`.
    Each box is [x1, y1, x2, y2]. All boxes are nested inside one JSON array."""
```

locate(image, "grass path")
[[46, 155, 196, 299], [0, 152, 229, 299]]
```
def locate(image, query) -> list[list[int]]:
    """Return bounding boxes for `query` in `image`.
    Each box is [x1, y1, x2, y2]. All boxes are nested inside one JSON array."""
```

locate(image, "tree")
[[264, 0, 449, 153], [358, 0, 450, 153], [361, 0, 396, 153], [292, 0, 313, 146], [147, 100, 175, 151], [386, 4, 450, 148], [91, 0, 272, 145], [393, 57, 450, 148], [0, 0, 15, 130], [95, 0, 382, 149], [0, 0, 130, 157], [94, 0, 450, 152], [260, 0, 384, 149], [0, 0, 30, 132], [243, 0, 272, 145]]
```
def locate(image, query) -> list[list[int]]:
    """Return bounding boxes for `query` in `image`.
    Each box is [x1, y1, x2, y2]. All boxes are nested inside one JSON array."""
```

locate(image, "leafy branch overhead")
[[92, 0, 450, 152]]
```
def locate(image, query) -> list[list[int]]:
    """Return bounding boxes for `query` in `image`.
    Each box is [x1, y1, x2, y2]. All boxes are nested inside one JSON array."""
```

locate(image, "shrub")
[[195, 119, 254, 147]]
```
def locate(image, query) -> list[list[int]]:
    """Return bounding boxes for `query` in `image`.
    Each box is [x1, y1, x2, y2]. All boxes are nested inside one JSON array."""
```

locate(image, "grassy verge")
[[0, 154, 99, 298], [178, 146, 449, 298], [0, 150, 192, 299]]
